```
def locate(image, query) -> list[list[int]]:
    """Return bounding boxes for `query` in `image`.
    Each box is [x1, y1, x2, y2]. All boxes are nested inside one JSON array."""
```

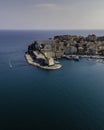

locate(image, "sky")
[[0, 0, 104, 30]]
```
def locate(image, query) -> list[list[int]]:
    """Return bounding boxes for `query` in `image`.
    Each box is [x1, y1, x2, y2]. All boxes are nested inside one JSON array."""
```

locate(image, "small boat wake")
[[8, 59, 28, 68], [8, 59, 13, 68]]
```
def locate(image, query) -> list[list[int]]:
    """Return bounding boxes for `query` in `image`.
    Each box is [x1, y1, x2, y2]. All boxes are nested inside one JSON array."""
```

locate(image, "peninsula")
[[25, 34, 104, 70]]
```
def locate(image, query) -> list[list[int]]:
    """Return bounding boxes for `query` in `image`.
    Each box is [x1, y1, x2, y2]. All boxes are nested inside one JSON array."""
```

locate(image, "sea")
[[0, 30, 104, 130]]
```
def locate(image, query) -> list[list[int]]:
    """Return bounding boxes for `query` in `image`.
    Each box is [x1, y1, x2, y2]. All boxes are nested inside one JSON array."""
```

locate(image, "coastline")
[[26, 33, 104, 70], [25, 53, 104, 70], [63, 54, 104, 59], [25, 54, 62, 70]]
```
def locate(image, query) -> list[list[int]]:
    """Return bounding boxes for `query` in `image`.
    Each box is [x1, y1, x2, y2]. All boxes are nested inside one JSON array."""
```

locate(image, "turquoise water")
[[0, 30, 104, 129]]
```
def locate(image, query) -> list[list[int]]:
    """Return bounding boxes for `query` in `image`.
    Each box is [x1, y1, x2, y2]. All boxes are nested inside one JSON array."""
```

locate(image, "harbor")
[[25, 33, 104, 70], [25, 53, 62, 70]]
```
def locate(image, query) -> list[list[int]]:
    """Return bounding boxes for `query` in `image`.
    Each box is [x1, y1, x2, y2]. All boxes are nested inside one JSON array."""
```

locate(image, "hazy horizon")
[[1, 0, 104, 30]]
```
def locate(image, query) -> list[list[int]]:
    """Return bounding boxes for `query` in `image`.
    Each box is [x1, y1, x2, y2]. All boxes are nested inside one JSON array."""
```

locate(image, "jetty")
[[25, 54, 62, 70]]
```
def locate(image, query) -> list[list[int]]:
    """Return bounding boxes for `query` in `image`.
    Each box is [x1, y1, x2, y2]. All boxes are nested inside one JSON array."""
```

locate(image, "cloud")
[[35, 3, 56, 8]]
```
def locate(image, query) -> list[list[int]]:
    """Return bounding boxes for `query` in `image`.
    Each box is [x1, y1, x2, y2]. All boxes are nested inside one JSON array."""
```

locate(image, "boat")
[[63, 55, 72, 60], [73, 56, 79, 61], [54, 60, 60, 64]]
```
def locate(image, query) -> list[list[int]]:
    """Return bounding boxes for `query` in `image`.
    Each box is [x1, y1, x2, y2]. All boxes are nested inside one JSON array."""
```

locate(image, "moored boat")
[[73, 56, 79, 61]]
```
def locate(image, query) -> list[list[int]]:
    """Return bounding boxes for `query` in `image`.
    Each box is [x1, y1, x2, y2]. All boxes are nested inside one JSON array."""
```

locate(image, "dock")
[[25, 54, 62, 70]]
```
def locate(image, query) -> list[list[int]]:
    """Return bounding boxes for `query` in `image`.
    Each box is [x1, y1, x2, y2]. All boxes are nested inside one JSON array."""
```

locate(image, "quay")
[[63, 54, 104, 59], [25, 54, 62, 70]]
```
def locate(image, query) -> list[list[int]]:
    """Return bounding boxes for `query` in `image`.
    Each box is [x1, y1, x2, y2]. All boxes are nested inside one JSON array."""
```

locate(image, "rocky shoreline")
[[26, 34, 104, 70], [25, 54, 62, 70]]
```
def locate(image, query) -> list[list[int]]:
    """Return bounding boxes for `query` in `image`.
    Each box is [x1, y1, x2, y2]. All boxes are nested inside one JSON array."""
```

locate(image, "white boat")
[[63, 55, 72, 60], [73, 56, 79, 61], [96, 59, 103, 63], [54, 60, 60, 64]]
